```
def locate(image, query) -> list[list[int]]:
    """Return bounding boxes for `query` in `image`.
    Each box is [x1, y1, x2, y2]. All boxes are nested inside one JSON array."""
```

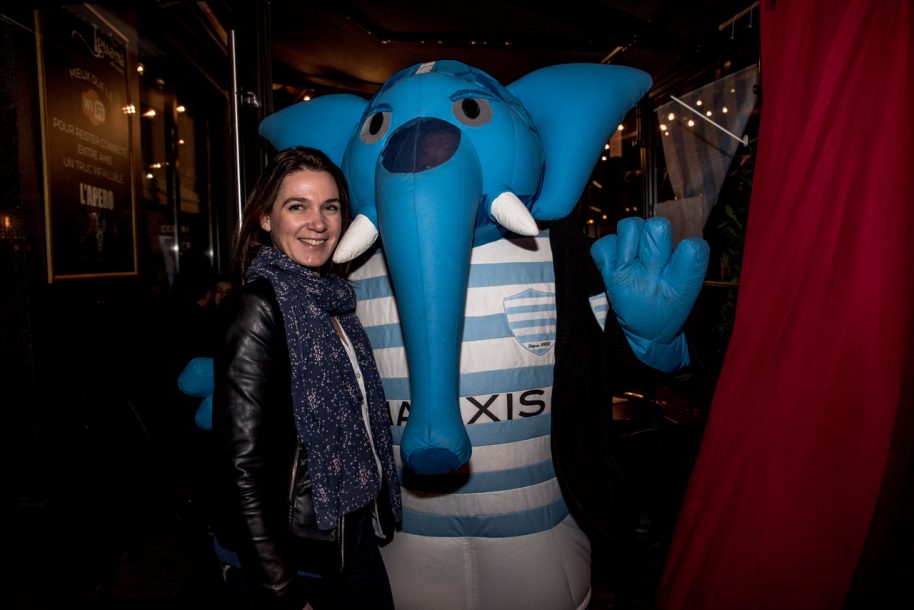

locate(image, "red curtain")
[[658, 2, 914, 609]]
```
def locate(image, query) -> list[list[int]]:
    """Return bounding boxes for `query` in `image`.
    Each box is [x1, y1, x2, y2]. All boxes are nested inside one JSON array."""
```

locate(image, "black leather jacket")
[[213, 279, 394, 608]]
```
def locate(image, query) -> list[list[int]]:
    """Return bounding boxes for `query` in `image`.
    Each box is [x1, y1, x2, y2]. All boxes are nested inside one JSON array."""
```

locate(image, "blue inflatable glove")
[[177, 357, 214, 431], [194, 394, 213, 431], [591, 217, 709, 373]]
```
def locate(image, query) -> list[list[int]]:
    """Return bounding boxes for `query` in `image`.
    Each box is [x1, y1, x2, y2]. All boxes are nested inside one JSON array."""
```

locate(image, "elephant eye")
[[452, 97, 492, 127], [360, 111, 391, 144]]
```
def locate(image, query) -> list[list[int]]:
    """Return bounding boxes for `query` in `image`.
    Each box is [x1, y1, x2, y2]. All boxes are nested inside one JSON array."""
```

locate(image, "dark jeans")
[[306, 504, 395, 610], [218, 504, 394, 610]]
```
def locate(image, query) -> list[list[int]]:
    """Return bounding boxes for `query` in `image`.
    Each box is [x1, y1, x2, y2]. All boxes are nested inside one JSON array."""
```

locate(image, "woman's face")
[[260, 169, 343, 270]]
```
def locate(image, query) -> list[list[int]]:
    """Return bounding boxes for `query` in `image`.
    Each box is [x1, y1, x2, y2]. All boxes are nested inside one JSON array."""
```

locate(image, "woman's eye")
[[452, 97, 492, 127], [360, 111, 391, 144]]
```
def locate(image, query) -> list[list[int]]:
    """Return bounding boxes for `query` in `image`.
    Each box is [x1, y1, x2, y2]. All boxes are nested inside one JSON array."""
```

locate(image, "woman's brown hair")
[[233, 147, 352, 280]]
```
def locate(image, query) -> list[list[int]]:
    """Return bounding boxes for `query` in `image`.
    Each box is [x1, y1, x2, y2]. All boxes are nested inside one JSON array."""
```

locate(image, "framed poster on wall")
[[35, 4, 137, 281]]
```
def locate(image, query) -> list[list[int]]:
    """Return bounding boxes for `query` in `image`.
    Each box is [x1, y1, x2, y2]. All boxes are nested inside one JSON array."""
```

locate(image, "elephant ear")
[[258, 94, 367, 166], [507, 64, 652, 220]]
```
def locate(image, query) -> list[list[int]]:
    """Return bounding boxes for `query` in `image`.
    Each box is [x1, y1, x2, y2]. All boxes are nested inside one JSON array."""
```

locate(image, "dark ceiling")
[[265, 0, 761, 104]]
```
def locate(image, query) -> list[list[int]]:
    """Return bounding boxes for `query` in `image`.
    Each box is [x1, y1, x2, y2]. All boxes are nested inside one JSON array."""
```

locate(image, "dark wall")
[[2, 2, 270, 605], [3, 8, 159, 604]]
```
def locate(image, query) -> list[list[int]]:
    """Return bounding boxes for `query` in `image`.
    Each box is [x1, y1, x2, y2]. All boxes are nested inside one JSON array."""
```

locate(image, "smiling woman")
[[213, 147, 402, 609]]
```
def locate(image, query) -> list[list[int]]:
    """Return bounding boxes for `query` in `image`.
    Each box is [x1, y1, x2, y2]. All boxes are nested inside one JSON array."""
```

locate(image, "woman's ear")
[[260, 215, 271, 232]]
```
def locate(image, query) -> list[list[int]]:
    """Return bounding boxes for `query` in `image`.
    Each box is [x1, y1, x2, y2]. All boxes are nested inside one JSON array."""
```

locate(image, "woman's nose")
[[306, 209, 327, 231]]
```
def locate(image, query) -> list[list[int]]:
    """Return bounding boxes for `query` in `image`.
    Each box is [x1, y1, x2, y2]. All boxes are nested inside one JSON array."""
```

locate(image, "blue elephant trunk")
[[376, 136, 482, 474]]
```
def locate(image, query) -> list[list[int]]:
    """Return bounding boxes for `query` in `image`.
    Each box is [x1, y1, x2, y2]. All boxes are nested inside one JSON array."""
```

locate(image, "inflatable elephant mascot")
[[258, 60, 709, 610]]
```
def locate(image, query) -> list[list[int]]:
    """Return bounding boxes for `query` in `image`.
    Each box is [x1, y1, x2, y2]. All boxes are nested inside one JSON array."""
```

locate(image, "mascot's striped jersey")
[[349, 230, 608, 610]]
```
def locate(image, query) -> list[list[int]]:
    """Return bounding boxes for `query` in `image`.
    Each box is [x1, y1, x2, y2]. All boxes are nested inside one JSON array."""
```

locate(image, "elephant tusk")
[[490, 191, 539, 236], [333, 214, 379, 263]]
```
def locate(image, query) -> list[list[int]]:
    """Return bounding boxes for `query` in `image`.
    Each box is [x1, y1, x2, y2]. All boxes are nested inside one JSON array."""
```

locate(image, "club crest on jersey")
[[503, 288, 557, 356]]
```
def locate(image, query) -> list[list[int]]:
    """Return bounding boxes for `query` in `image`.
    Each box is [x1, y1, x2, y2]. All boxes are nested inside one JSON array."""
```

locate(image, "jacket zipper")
[[338, 514, 345, 571], [288, 443, 300, 524]]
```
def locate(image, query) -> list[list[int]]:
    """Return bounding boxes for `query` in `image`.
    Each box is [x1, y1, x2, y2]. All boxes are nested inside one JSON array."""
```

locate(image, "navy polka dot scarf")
[[247, 246, 401, 530]]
